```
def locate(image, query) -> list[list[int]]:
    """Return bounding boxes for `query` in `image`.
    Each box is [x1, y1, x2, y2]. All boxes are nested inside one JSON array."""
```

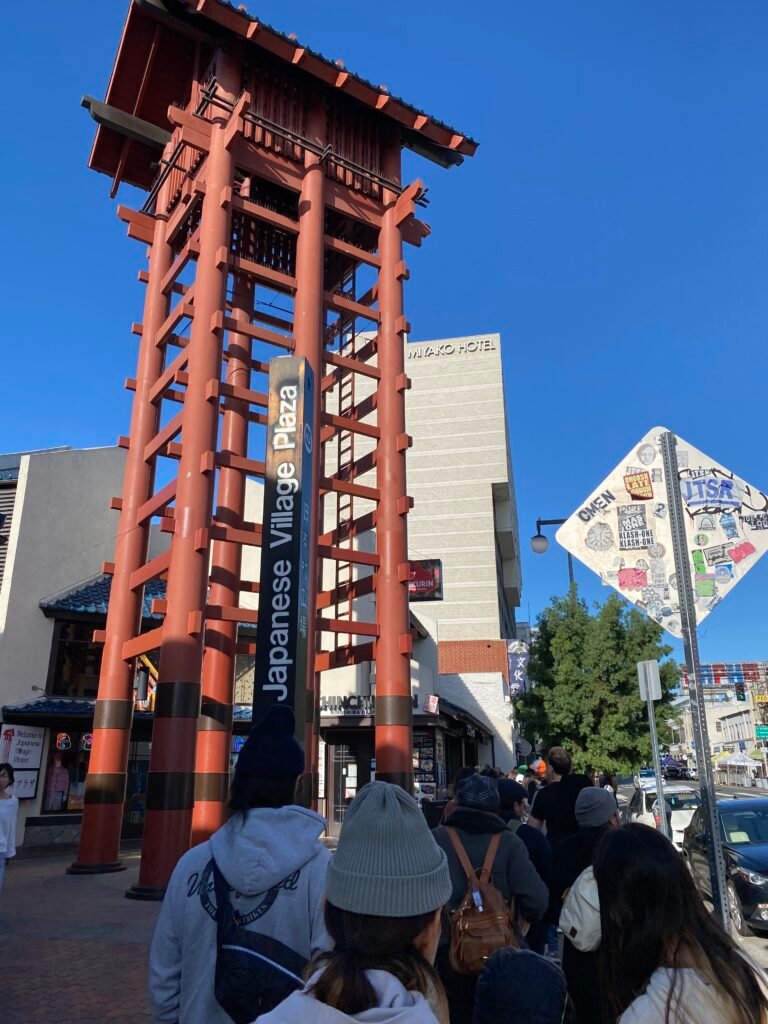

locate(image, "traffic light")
[[736, 683, 747, 703]]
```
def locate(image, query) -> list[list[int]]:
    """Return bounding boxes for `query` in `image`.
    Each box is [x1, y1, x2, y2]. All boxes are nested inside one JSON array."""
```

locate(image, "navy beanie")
[[234, 705, 305, 780], [498, 779, 529, 809], [474, 948, 568, 1024], [457, 773, 500, 812]]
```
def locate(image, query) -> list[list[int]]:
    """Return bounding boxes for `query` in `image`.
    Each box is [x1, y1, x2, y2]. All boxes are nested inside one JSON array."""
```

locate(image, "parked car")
[[634, 768, 656, 787], [682, 798, 768, 935], [627, 783, 701, 848]]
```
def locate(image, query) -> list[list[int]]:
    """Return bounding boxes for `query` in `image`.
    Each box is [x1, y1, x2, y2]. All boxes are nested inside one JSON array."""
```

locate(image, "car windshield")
[[667, 794, 700, 811], [720, 807, 768, 845]]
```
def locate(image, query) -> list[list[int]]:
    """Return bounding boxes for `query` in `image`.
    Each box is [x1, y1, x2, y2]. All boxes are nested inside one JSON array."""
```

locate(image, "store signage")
[[682, 662, 768, 688], [320, 694, 419, 717], [253, 357, 315, 728], [424, 694, 439, 714], [407, 338, 496, 360], [56, 732, 72, 751], [408, 559, 443, 601], [756, 726, 768, 739], [0, 724, 44, 800]]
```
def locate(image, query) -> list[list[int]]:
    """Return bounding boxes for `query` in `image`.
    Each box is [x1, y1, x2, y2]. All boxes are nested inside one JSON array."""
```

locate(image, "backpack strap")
[[446, 827, 478, 885], [479, 833, 502, 884], [446, 828, 502, 886]]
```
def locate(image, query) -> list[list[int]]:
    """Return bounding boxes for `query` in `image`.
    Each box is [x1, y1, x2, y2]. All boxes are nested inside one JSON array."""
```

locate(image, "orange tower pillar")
[[70, 170, 172, 873], [127, 51, 239, 897], [374, 136, 414, 791], [291, 97, 326, 805]]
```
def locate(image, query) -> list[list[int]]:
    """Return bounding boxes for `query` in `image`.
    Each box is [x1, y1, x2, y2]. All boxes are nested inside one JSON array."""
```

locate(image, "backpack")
[[559, 865, 601, 952], [211, 857, 307, 1023], [446, 828, 518, 975]]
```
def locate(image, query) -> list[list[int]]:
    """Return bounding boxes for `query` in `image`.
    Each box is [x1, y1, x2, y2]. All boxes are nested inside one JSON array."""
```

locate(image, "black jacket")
[[432, 807, 548, 923], [552, 825, 613, 1024]]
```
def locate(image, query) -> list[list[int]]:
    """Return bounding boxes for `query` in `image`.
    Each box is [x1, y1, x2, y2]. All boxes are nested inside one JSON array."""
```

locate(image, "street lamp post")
[[531, 517, 574, 586]]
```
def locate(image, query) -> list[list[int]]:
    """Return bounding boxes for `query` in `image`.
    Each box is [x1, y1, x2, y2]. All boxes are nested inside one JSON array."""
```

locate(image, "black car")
[[682, 798, 768, 935]]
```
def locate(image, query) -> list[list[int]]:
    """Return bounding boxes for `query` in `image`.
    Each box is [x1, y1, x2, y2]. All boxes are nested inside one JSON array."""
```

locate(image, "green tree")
[[515, 589, 679, 774]]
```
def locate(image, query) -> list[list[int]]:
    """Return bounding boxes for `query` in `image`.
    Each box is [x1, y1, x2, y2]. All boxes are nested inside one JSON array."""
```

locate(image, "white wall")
[[0, 447, 128, 840], [439, 671, 515, 771], [0, 448, 126, 708]]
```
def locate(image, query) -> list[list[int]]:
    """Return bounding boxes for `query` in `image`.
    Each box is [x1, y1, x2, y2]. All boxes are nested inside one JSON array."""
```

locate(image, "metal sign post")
[[660, 430, 730, 929], [252, 356, 315, 739], [637, 660, 671, 841]]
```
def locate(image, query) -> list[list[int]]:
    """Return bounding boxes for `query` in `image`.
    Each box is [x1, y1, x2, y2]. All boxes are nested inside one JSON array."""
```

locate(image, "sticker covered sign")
[[556, 427, 768, 638]]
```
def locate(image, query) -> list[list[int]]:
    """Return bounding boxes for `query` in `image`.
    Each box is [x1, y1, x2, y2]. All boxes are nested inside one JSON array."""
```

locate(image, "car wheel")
[[727, 881, 753, 937]]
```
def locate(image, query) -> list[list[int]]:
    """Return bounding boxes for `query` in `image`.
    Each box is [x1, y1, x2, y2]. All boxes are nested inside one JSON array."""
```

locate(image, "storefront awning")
[[1, 698, 256, 731]]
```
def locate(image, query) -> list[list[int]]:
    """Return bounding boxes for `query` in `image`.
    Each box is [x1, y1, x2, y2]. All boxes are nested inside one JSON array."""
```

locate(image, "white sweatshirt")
[[149, 805, 331, 1024], [0, 796, 18, 856], [619, 967, 737, 1024], [254, 969, 441, 1024]]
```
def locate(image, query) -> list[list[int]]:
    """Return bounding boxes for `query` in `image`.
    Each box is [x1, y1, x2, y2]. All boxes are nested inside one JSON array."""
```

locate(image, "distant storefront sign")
[[423, 694, 439, 715], [682, 662, 768, 688], [408, 560, 443, 601], [756, 726, 768, 740], [320, 694, 420, 717], [1, 723, 45, 800]]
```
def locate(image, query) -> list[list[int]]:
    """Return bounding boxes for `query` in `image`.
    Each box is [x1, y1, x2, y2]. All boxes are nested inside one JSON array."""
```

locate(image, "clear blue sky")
[[2, 1, 767, 662]]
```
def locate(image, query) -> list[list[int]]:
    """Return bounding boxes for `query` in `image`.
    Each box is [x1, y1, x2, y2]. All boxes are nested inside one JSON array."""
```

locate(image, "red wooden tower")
[[72, 0, 476, 896]]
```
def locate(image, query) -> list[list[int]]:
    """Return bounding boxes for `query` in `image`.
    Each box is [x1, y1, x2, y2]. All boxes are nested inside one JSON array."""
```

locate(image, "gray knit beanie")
[[575, 786, 618, 827], [325, 781, 452, 917]]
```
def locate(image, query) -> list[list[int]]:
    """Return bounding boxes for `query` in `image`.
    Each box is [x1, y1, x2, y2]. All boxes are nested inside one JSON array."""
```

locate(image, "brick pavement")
[[0, 847, 160, 1024]]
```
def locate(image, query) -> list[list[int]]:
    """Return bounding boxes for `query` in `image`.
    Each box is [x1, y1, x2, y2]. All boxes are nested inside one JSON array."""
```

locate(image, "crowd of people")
[[148, 711, 768, 1024]]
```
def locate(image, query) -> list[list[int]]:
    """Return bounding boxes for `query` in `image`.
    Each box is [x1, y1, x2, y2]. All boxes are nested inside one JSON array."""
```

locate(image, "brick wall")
[[438, 639, 509, 680]]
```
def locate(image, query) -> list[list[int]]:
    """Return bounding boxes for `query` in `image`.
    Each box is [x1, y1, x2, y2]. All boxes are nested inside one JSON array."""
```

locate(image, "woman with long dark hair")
[[593, 823, 768, 1023], [257, 781, 452, 1023]]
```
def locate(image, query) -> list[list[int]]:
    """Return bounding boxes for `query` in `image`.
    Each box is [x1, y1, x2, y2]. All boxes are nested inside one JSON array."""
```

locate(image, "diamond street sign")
[[556, 426, 768, 639]]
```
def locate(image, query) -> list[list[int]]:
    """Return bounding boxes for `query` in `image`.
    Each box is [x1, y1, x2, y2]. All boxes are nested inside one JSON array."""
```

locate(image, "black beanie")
[[234, 705, 305, 780]]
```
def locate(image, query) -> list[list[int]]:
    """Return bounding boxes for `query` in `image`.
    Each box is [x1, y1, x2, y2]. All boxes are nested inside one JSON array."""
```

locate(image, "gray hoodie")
[[254, 969, 441, 1024], [149, 805, 332, 1024]]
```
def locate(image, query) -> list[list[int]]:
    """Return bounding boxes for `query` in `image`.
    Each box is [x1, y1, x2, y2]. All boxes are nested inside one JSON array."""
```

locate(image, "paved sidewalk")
[[0, 847, 160, 1024]]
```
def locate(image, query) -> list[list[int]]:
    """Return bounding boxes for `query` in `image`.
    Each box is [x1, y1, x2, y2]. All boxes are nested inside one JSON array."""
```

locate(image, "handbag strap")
[[210, 854, 234, 931], [446, 828, 501, 887]]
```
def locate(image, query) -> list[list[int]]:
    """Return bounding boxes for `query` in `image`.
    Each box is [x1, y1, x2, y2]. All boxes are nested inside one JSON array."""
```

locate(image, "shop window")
[[42, 730, 92, 812], [49, 622, 103, 698]]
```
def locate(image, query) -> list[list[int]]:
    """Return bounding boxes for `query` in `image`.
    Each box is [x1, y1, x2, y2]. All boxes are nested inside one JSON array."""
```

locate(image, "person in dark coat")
[[551, 786, 620, 1024], [497, 779, 552, 954], [432, 773, 549, 1024]]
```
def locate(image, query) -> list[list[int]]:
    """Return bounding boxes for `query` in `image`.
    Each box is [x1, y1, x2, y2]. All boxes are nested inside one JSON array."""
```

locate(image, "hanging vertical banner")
[[252, 356, 315, 730], [506, 641, 530, 700]]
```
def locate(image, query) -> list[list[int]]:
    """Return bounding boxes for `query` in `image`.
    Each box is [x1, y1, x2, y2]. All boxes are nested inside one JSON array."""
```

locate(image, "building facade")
[[314, 333, 523, 830], [676, 662, 768, 768]]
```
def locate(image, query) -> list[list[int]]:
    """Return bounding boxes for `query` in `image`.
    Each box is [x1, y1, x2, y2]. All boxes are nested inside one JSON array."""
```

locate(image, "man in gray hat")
[[551, 785, 620, 1024]]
